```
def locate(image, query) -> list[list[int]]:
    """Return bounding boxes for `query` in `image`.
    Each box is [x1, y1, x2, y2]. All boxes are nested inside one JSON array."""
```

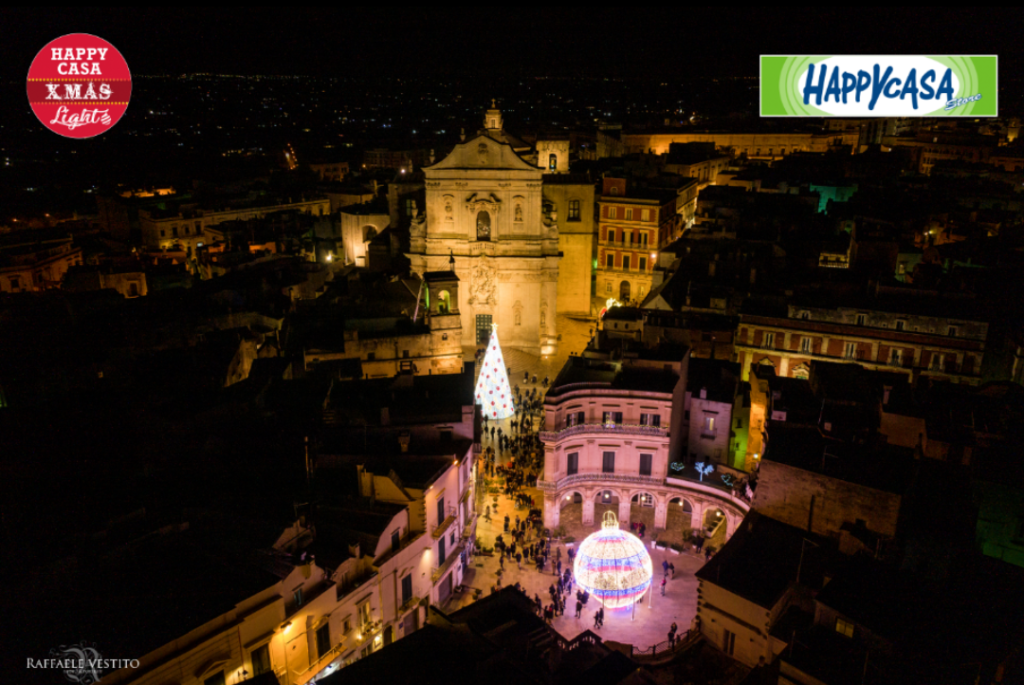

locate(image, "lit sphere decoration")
[[573, 511, 654, 608]]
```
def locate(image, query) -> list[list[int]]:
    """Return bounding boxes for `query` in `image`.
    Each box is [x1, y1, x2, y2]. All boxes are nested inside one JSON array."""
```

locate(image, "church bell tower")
[[484, 99, 503, 132]]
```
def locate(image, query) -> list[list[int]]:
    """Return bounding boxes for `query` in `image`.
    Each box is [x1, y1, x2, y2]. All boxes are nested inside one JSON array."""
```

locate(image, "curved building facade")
[[539, 352, 749, 543]]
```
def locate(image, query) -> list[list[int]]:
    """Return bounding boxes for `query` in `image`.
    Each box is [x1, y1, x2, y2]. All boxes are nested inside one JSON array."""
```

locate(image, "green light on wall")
[[592, 259, 598, 269]]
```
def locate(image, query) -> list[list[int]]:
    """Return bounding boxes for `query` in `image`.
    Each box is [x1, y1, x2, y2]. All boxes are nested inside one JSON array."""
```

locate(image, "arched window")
[[476, 211, 491, 241], [549, 153, 557, 170], [437, 290, 450, 314]]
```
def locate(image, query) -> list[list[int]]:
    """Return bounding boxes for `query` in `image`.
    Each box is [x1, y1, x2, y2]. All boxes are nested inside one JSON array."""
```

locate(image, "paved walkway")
[[454, 485, 702, 652], [449, 312, 704, 652]]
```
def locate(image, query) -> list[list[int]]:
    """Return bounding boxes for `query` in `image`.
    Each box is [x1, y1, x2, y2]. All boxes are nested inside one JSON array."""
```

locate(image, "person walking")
[[598, 608, 605, 628], [499, 554, 505, 570], [515, 552, 522, 570], [660, 577, 667, 596], [669, 562, 675, 579], [669, 622, 678, 647], [662, 559, 669, 577], [556, 559, 562, 577], [504, 514, 510, 533], [575, 599, 583, 618], [594, 610, 601, 629]]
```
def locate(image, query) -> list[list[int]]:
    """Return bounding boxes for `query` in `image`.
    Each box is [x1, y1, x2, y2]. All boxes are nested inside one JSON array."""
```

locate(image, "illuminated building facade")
[[0, 232, 83, 293], [139, 196, 331, 252], [542, 173, 595, 316], [538, 353, 749, 542], [596, 177, 677, 304], [736, 299, 988, 385], [408, 104, 559, 355]]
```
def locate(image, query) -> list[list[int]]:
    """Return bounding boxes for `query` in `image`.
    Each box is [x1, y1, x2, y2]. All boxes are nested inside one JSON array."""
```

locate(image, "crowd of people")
[[477, 355, 693, 644]]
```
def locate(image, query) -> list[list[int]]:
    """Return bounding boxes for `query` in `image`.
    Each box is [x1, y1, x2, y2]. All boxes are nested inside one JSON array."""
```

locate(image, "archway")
[[629, 492, 656, 537], [557, 490, 584, 530], [703, 507, 725, 533], [594, 489, 621, 529], [560, 491, 584, 510], [702, 506, 728, 550], [437, 289, 451, 314], [668, 497, 694, 527], [619, 280, 631, 301], [631, 492, 655, 507], [665, 497, 695, 546]]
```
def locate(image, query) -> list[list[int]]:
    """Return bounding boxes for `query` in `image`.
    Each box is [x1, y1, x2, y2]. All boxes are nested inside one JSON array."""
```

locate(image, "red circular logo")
[[26, 33, 131, 138]]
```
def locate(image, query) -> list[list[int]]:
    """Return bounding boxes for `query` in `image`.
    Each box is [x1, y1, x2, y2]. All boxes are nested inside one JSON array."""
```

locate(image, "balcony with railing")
[[397, 593, 421, 615], [460, 512, 477, 539], [299, 640, 347, 679], [536, 472, 665, 492], [540, 422, 668, 442], [432, 505, 458, 539], [432, 539, 466, 582]]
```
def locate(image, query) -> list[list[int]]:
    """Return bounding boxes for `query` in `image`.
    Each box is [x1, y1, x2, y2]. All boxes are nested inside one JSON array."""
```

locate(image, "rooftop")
[[763, 424, 916, 495], [697, 511, 831, 608], [18, 511, 291, 673], [687, 358, 741, 405], [547, 356, 680, 398]]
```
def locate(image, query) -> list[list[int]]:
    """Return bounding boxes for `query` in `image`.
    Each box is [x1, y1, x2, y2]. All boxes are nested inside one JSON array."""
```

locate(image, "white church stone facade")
[[408, 105, 560, 356]]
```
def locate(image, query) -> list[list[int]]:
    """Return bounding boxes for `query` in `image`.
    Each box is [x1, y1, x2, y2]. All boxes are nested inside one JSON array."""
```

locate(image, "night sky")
[[1, 8, 1023, 78]]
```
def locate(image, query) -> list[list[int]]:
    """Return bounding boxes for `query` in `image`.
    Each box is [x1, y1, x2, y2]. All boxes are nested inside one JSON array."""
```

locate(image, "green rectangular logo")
[[760, 55, 998, 117]]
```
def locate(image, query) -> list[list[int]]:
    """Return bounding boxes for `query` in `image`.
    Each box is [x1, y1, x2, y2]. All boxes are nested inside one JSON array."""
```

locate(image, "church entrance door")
[[476, 314, 493, 345], [619, 280, 631, 301]]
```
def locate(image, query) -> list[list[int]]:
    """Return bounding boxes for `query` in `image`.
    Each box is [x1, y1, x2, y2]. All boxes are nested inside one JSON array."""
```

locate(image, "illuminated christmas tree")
[[475, 323, 515, 420]]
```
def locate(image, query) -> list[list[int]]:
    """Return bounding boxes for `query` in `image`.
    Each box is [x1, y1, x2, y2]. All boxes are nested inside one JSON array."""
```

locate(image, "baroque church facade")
[[408, 104, 560, 356]]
